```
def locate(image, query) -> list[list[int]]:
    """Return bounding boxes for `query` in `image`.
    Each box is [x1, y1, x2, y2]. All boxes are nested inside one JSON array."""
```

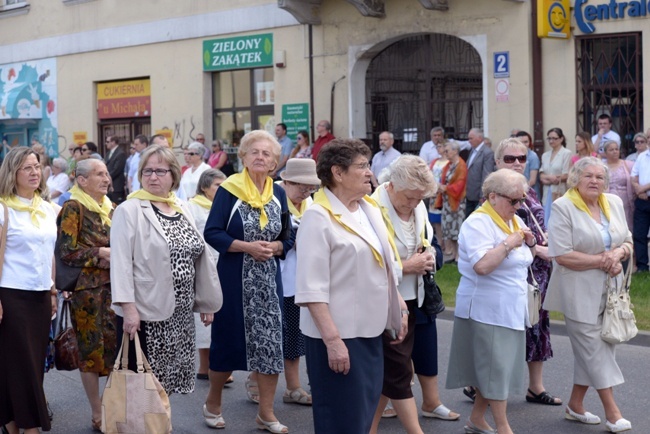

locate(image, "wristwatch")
[[526, 237, 538, 248], [401, 309, 410, 317]]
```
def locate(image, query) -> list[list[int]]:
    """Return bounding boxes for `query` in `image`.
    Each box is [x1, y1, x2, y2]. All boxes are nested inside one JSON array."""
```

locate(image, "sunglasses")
[[186, 152, 199, 156], [497, 193, 526, 206], [502, 154, 527, 164]]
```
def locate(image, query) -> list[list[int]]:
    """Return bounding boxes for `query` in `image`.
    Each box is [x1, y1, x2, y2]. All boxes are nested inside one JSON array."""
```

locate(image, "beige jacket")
[[544, 193, 632, 324], [110, 198, 222, 321]]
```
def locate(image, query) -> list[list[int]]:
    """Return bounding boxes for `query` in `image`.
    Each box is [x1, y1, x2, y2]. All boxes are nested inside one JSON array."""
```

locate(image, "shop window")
[[212, 67, 274, 146], [0, 0, 29, 15], [576, 33, 643, 157]]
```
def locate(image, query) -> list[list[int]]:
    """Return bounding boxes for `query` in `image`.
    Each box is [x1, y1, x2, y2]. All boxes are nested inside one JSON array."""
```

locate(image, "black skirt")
[[0, 287, 52, 431]]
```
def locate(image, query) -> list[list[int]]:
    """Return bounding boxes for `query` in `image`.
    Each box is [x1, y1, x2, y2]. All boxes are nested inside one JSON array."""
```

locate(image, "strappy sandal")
[[246, 374, 260, 404], [256, 415, 288, 433], [526, 388, 562, 406], [203, 404, 226, 429], [283, 388, 312, 405]]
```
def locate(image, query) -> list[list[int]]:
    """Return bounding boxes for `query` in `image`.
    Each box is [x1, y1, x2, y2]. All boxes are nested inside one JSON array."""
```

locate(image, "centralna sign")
[[575, 0, 650, 33]]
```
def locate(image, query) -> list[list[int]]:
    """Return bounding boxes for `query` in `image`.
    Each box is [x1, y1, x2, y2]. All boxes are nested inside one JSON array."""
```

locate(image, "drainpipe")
[[309, 24, 315, 141], [330, 76, 346, 132], [531, 0, 544, 157]]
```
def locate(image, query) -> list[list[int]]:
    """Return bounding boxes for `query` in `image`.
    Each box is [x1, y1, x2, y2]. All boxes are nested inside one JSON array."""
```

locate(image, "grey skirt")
[[446, 317, 525, 400]]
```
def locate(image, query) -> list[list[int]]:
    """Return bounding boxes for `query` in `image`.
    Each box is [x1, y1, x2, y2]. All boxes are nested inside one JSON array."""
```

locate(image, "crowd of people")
[[0, 119, 646, 434]]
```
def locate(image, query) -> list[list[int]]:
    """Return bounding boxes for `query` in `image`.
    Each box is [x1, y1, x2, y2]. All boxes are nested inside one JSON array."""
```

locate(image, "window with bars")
[[576, 33, 643, 157]]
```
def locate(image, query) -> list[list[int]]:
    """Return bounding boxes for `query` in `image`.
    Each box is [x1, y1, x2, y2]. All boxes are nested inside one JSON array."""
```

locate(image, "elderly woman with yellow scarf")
[[58, 159, 116, 431], [446, 169, 536, 434], [0, 147, 58, 434], [110, 145, 222, 395], [544, 157, 632, 432], [203, 130, 294, 433]]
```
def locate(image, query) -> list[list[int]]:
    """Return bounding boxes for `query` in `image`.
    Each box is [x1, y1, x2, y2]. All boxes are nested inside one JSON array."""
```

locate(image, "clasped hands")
[[599, 249, 625, 277]]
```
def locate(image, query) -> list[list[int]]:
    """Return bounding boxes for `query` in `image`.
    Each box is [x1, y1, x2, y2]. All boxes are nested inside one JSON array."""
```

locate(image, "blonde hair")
[[238, 130, 281, 166], [388, 155, 437, 197], [494, 138, 527, 161], [0, 147, 48, 198], [567, 156, 609, 190], [482, 168, 528, 199], [138, 145, 182, 190]]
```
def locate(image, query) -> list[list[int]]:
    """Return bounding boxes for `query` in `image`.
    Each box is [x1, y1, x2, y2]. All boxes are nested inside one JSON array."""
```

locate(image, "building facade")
[[0, 0, 648, 159]]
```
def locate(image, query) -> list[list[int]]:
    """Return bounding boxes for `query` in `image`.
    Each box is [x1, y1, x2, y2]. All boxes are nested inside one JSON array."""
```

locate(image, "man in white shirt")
[[419, 127, 444, 165], [371, 131, 401, 187], [273, 123, 294, 178], [631, 150, 650, 272], [128, 134, 149, 193], [592, 114, 621, 156]]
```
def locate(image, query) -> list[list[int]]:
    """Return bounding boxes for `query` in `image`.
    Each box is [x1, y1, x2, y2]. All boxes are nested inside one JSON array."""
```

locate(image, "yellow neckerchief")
[[1, 194, 46, 228], [564, 188, 611, 221], [313, 188, 400, 268], [474, 199, 521, 235], [127, 190, 183, 214], [287, 198, 308, 219], [69, 184, 113, 227], [189, 194, 213, 210], [220, 168, 274, 229]]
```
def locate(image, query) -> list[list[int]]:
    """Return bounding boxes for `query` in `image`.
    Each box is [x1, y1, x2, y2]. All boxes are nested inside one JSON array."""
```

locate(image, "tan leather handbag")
[[101, 333, 172, 434]]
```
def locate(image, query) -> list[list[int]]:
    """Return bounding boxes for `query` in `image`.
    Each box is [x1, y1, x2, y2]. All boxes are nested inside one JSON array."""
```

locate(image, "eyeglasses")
[[142, 168, 172, 177], [196, 138, 205, 142], [186, 152, 199, 156], [546, 137, 560, 142], [81, 147, 89, 152], [18, 164, 42, 174], [502, 154, 527, 164], [351, 162, 370, 170], [497, 193, 526, 206], [286, 181, 319, 193], [634, 139, 647, 144]]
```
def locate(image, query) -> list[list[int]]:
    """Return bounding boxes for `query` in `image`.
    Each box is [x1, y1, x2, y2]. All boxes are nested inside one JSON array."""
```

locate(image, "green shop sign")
[[282, 103, 310, 143], [203, 33, 273, 71]]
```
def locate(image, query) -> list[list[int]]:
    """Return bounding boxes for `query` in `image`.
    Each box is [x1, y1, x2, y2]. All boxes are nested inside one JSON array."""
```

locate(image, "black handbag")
[[419, 226, 445, 316], [54, 201, 84, 292]]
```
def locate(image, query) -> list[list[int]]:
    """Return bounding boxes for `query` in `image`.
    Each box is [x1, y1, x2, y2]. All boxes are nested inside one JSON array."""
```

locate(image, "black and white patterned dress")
[[145, 206, 204, 394]]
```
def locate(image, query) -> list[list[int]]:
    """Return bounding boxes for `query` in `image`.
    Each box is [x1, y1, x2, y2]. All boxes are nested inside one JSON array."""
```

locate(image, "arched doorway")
[[364, 33, 483, 152]]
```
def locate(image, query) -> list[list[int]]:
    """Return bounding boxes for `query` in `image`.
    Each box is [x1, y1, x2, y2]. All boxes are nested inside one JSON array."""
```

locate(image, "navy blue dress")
[[204, 183, 294, 374]]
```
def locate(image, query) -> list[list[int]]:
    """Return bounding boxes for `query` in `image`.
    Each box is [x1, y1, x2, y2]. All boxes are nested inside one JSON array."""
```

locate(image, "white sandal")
[[422, 404, 460, 420], [256, 415, 288, 433], [203, 404, 225, 429], [283, 388, 312, 405]]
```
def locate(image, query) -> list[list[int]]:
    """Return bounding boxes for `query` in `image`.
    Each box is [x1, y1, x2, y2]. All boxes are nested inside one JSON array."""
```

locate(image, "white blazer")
[[295, 188, 400, 339]]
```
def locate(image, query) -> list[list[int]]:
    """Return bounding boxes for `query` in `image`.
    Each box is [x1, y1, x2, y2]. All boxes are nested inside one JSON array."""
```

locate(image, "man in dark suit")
[[464, 128, 495, 215], [105, 135, 127, 203]]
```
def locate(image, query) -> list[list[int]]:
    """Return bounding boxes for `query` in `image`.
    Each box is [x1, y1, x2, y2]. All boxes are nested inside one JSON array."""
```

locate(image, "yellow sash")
[[1, 195, 46, 228], [474, 200, 521, 235], [69, 185, 113, 227], [564, 188, 611, 221], [313, 188, 400, 268], [220, 168, 273, 229], [189, 194, 213, 211], [127, 190, 183, 214]]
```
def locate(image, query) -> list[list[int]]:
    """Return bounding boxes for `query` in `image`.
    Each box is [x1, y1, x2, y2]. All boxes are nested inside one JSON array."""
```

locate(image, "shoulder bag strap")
[[0, 203, 7, 280], [522, 202, 547, 244]]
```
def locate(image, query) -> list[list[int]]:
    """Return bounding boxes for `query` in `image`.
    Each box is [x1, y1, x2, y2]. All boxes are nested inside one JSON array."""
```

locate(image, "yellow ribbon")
[[69, 185, 113, 227], [220, 168, 274, 229], [287, 198, 308, 219], [564, 188, 611, 221], [474, 199, 521, 235], [1, 195, 46, 228], [127, 190, 183, 214], [189, 194, 213, 210], [313, 188, 400, 268]]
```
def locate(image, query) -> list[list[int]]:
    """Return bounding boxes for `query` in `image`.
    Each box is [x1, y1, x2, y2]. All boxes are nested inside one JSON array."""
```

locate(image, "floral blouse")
[[58, 200, 113, 291]]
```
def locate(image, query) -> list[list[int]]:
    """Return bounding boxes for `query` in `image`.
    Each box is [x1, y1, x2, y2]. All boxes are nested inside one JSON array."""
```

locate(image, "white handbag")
[[527, 266, 541, 327], [601, 261, 638, 344]]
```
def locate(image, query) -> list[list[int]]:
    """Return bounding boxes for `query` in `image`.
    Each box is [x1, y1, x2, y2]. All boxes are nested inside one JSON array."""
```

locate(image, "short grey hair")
[[52, 157, 69, 171], [603, 140, 619, 152], [633, 132, 648, 142], [187, 141, 206, 156], [387, 155, 437, 197], [469, 128, 484, 139], [431, 126, 444, 135], [195, 169, 227, 196], [567, 156, 609, 190], [380, 131, 394, 140], [446, 140, 461, 153], [482, 168, 528, 199], [75, 158, 105, 178]]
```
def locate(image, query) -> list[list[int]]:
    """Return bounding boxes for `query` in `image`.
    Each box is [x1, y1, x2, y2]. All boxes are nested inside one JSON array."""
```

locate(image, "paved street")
[[43, 315, 650, 434]]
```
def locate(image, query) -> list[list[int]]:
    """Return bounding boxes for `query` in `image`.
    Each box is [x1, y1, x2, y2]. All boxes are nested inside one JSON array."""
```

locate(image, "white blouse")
[[0, 199, 57, 291], [178, 163, 211, 201]]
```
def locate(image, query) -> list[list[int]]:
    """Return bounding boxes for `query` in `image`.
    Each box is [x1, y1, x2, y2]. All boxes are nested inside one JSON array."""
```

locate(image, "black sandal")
[[463, 386, 476, 402], [525, 388, 562, 405]]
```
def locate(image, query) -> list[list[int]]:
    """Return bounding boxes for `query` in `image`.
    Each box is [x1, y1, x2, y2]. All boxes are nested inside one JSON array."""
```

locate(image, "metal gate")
[[576, 33, 643, 156], [365, 33, 483, 153]]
